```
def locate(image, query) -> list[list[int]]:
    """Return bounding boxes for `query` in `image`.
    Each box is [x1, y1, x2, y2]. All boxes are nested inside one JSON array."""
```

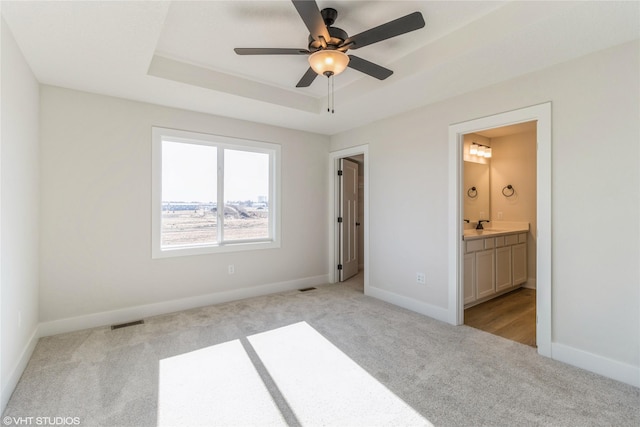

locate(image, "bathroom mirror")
[[464, 161, 490, 223]]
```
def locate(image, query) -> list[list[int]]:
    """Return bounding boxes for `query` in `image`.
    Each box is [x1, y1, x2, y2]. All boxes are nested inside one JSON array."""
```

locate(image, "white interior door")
[[339, 158, 359, 281]]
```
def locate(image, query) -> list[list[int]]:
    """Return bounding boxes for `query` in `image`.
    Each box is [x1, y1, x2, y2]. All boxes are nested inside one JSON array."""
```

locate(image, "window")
[[152, 127, 280, 258]]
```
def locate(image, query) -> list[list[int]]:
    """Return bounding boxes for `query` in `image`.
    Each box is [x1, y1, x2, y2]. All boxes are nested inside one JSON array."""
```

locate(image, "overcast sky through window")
[[162, 141, 268, 203]]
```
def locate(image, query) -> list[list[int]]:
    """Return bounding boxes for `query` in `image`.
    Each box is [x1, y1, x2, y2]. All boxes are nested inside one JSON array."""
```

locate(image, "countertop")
[[463, 221, 529, 240]]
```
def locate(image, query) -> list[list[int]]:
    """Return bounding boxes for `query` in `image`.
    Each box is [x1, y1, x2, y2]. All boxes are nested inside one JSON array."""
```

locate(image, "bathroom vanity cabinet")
[[463, 231, 527, 307]]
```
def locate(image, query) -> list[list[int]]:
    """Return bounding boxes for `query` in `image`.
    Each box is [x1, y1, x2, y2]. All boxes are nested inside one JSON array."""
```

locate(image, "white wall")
[[463, 161, 490, 225], [0, 18, 40, 411], [330, 41, 639, 377], [39, 86, 330, 332], [490, 131, 537, 286]]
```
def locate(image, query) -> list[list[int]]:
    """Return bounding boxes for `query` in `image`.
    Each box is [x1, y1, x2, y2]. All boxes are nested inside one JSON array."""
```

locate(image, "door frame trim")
[[448, 102, 552, 358], [329, 145, 369, 292]]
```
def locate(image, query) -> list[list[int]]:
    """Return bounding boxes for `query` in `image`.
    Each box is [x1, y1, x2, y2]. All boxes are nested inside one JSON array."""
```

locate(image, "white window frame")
[[152, 127, 281, 258]]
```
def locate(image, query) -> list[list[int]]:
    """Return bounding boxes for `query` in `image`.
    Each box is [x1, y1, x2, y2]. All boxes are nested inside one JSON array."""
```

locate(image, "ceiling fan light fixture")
[[308, 50, 349, 77]]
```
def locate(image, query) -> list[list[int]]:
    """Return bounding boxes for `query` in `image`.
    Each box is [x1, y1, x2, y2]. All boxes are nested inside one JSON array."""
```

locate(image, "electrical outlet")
[[228, 264, 235, 275], [498, 211, 504, 220], [416, 273, 426, 285]]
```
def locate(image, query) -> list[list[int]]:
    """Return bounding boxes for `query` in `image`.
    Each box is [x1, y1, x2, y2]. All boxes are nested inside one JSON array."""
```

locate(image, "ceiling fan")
[[234, 0, 426, 88]]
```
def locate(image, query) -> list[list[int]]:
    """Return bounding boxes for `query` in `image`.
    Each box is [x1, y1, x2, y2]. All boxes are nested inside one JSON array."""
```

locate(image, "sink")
[[463, 223, 530, 239]]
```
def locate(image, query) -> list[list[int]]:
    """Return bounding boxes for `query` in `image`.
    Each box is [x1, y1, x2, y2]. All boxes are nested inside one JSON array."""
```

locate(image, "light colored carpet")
[[157, 321, 431, 427], [3, 278, 639, 426]]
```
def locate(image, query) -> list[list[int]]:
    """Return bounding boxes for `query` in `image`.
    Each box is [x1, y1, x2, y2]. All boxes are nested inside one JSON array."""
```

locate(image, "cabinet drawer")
[[518, 233, 527, 243], [494, 236, 506, 247], [466, 239, 484, 253], [484, 238, 495, 249], [505, 234, 518, 245]]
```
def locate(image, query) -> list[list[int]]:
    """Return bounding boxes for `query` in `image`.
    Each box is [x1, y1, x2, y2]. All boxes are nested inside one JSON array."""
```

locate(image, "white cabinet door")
[[512, 242, 527, 285], [463, 253, 476, 304], [475, 249, 495, 299], [495, 246, 513, 291]]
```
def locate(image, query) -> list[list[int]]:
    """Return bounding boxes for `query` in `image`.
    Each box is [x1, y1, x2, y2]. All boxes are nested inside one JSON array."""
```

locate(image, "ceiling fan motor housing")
[[308, 8, 348, 52], [308, 26, 348, 51]]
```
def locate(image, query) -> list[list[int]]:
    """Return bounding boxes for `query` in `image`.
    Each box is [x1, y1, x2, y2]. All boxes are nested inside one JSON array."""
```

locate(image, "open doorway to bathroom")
[[448, 102, 552, 357], [461, 122, 537, 347]]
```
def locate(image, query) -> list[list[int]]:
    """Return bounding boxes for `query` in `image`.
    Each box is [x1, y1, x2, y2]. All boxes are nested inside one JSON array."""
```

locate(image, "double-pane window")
[[152, 127, 280, 258]]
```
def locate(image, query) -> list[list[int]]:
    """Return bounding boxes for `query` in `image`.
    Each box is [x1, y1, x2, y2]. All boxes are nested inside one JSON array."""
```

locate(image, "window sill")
[[152, 239, 280, 259]]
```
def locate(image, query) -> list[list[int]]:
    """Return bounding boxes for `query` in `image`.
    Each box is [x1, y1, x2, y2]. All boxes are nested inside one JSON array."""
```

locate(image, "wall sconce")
[[470, 143, 491, 158]]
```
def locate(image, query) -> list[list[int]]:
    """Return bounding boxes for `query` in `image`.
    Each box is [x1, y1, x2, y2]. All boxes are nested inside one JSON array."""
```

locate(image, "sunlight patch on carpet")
[[158, 322, 432, 426], [158, 339, 285, 426], [248, 322, 433, 427]]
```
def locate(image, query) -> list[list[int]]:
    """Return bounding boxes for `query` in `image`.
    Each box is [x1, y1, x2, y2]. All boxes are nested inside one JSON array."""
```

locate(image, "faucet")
[[476, 220, 490, 230], [464, 219, 470, 223]]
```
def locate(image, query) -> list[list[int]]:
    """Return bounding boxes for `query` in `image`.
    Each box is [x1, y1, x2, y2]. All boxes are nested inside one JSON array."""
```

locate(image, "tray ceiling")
[[2, 1, 638, 135]]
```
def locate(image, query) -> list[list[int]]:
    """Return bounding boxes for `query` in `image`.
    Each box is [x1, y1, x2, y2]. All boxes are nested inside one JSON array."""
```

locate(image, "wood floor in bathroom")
[[464, 287, 536, 347]]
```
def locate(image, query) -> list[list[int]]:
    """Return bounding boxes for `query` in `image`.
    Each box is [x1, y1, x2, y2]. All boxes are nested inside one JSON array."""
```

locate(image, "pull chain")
[[326, 75, 336, 114], [331, 75, 335, 114], [327, 76, 330, 113]]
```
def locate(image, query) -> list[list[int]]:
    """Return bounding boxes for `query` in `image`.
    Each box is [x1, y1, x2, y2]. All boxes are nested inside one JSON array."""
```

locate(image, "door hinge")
[[337, 264, 343, 270], [338, 170, 343, 176], [337, 217, 343, 223]]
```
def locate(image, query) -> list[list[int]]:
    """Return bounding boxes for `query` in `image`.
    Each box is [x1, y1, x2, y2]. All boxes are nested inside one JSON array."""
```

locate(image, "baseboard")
[[39, 274, 330, 337], [523, 277, 536, 289], [366, 285, 449, 323], [552, 342, 639, 388], [1, 325, 40, 413]]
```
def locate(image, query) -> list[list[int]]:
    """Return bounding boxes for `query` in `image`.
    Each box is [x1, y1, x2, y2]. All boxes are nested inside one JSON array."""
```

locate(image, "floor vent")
[[299, 287, 317, 292], [111, 320, 144, 330]]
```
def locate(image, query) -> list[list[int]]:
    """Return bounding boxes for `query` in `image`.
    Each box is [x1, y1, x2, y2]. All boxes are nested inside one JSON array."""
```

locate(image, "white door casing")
[[448, 102, 552, 358]]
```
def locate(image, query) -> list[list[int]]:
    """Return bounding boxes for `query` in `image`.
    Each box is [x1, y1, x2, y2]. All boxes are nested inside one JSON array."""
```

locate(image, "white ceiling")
[[2, 1, 639, 136]]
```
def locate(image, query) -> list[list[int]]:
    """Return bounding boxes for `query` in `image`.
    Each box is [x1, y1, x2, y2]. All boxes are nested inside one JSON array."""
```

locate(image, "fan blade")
[[291, 0, 330, 43], [342, 12, 425, 50], [296, 67, 319, 87], [234, 48, 309, 55], [347, 55, 393, 80]]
